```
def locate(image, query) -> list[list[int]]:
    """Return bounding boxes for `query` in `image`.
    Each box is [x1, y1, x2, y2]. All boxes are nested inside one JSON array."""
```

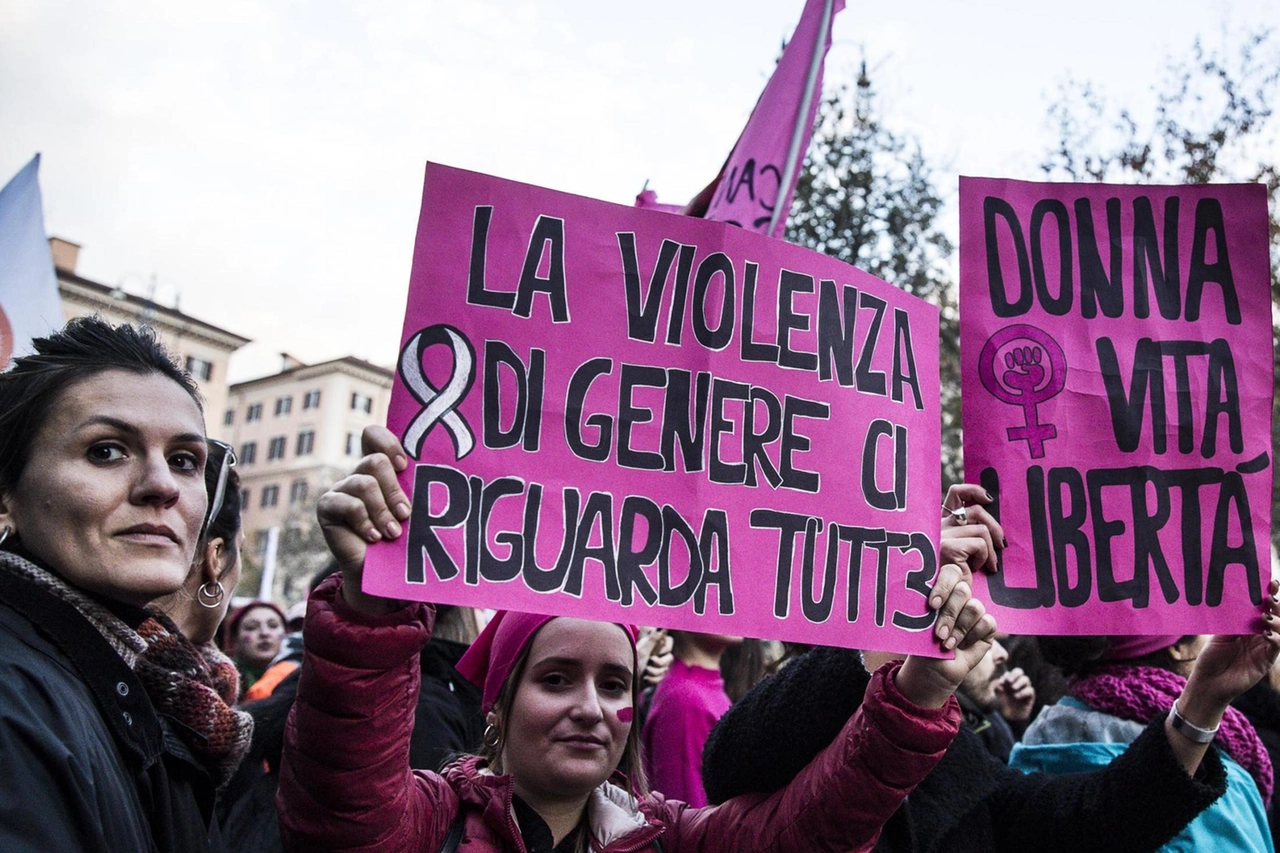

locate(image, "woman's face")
[[502, 618, 634, 804], [0, 370, 207, 607], [235, 606, 286, 668]]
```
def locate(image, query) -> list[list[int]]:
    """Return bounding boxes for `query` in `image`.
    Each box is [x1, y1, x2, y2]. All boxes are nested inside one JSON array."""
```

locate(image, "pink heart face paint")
[[616, 706, 634, 723]]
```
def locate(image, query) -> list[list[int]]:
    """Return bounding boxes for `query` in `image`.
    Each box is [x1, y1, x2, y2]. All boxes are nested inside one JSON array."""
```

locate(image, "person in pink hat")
[[277, 426, 1000, 853]]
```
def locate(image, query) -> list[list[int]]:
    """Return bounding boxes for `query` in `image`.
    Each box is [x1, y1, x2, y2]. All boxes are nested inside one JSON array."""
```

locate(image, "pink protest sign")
[[959, 176, 1274, 635], [364, 163, 942, 655]]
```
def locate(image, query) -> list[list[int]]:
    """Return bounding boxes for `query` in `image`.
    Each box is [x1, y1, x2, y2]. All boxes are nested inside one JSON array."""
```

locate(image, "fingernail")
[[395, 455, 409, 471], [396, 502, 412, 520], [387, 520, 402, 539], [366, 528, 382, 543], [945, 636, 957, 650], [984, 491, 994, 502], [931, 596, 943, 609], [1001, 537, 1009, 548], [937, 625, 950, 641]]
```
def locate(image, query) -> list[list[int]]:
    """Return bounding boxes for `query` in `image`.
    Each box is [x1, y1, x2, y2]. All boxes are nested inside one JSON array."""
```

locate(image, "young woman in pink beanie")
[[277, 427, 1000, 853]]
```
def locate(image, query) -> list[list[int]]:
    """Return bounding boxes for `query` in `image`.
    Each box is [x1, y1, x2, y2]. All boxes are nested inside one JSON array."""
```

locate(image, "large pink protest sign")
[[959, 176, 1273, 635], [364, 163, 942, 655]]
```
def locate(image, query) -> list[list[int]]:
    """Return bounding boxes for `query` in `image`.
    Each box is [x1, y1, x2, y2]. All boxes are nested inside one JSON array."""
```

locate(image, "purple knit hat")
[[456, 611, 639, 713]]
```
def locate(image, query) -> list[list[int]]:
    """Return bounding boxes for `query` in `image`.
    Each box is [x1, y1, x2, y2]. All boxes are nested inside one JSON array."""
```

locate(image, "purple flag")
[[640, 0, 843, 239]]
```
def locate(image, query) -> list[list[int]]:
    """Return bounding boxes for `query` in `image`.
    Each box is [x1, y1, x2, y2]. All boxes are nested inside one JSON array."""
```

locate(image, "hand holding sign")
[[1184, 580, 1280, 711], [883, 579, 998, 709], [1163, 579, 1280, 778], [315, 426, 412, 616], [939, 484, 1005, 576]]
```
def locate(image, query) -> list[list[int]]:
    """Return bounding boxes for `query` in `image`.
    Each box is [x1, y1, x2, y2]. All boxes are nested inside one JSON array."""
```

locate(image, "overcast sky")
[[2, 0, 1274, 380]]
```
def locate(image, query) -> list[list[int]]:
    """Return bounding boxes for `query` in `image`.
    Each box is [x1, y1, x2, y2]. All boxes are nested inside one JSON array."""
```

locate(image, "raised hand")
[[1182, 579, 1280, 714], [896, 563, 998, 709], [315, 425, 412, 614], [940, 483, 1005, 575], [1162, 579, 1280, 776], [996, 666, 1037, 723]]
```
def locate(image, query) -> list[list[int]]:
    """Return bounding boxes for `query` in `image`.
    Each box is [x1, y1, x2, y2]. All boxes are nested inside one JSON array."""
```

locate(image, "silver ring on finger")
[[944, 504, 968, 524]]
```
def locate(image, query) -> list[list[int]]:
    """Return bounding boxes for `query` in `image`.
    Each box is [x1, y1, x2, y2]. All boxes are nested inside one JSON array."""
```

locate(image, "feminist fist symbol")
[[978, 325, 1067, 459], [399, 324, 476, 461], [1004, 346, 1046, 396]]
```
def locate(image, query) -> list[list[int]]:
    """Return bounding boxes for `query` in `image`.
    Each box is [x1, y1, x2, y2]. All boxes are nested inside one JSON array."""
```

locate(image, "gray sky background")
[[2, 0, 1275, 380]]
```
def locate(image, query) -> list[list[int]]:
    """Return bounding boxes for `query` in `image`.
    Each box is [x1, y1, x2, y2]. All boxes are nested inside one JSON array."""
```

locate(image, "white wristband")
[[1170, 700, 1219, 744]]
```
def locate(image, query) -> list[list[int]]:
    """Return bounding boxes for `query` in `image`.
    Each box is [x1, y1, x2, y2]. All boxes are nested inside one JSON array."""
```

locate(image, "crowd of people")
[[2, 317, 1280, 852]]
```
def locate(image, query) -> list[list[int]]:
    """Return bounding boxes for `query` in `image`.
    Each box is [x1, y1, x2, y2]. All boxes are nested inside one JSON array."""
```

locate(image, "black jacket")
[[0, 566, 221, 853], [702, 646, 1226, 853]]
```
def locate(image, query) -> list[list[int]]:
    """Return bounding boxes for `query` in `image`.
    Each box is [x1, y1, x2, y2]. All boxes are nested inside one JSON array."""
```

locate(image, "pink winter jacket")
[[278, 577, 961, 853]]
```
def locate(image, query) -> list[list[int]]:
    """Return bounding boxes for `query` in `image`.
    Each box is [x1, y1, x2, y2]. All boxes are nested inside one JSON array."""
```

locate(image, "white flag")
[[0, 154, 62, 370]]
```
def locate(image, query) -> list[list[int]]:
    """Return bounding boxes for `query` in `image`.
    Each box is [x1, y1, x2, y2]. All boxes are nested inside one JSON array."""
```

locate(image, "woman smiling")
[[0, 318, 251, 853], [278, 426, 999, 853]]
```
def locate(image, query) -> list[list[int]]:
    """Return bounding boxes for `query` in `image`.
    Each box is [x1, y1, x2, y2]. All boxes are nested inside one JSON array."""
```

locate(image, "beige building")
[[51, 237, 251, 429], [223, 355, 394, 593]]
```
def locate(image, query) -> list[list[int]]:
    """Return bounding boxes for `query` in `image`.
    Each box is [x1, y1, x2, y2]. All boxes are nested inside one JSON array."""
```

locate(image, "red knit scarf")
[[1070, 664, 1273, 806], [135, 612, 254, 788]]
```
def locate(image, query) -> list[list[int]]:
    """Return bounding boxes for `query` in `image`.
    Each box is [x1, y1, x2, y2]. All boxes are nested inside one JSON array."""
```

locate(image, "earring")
[[197, 580, 226, 609], [0, 525, 11, 549], [483, 723, 502, 750]]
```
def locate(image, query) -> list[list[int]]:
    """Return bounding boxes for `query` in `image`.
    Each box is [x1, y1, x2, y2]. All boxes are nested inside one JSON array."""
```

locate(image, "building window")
[[346, 432, 357, 456], [268, 436, 287, 461], [350, 392, 372, 414], [185, 356, 213, 381], [261, 484, 279, 508], [296, 430, 315, 456], [223, 409, 234, 427], [275, 396, 292, 416], [303, 389, 322, 409], [289, 479, 309, 505], [240, 442, 257, 465], [241, 488, 251, 510], [246, 402, 263, 422]]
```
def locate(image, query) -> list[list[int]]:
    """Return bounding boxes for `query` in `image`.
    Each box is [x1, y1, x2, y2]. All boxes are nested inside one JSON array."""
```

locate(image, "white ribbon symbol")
[[399, 324, 476, 460]]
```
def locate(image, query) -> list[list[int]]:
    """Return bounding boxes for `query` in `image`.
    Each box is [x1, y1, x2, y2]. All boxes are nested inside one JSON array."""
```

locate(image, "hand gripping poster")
[[365, 163, 943, 655], [960, 176, 1274, 635]]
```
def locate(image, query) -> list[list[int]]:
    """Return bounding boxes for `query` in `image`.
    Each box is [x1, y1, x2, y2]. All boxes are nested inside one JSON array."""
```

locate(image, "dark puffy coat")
[[277, 576, 964, 853], [702, 646, 1227, 853], [0, 566, 221, 853]]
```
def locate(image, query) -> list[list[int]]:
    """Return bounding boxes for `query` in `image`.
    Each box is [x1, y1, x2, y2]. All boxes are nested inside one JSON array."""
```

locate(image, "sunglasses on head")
[[203, 439, 237, 536]]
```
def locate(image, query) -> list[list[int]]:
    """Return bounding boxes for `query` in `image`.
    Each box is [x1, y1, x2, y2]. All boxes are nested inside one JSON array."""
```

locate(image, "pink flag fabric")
[[639, 0, 844, 239]]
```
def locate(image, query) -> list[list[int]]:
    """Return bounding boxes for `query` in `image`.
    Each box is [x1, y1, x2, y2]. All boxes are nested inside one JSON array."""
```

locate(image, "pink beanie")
[[456, 611, 639, 713], [1103, 635, 1184, 661]]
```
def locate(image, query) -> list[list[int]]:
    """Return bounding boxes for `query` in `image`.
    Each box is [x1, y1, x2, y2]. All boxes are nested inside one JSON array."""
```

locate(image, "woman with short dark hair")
[[0, 317, 251, 852]]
